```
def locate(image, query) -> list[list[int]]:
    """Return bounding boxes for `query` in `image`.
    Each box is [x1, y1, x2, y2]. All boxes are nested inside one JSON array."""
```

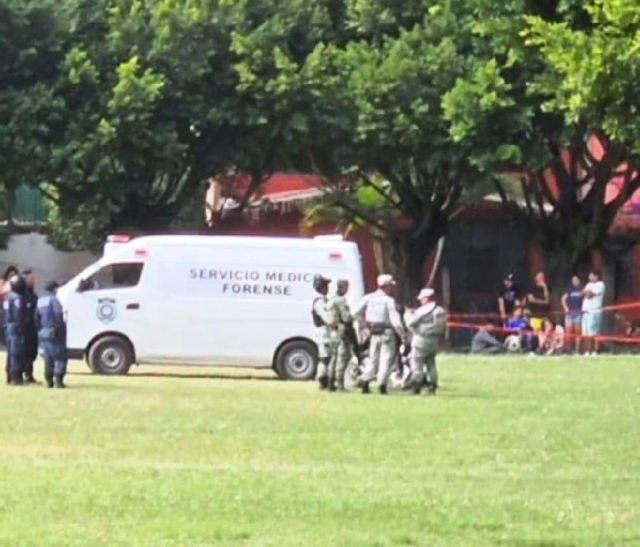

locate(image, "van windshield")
[[84, 263, 144, 291]]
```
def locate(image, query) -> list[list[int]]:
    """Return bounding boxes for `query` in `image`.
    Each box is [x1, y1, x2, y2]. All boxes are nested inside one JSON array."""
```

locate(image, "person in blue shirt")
[[3, 275, 26, 386], [506, 306, 529, 331], [35, 281, 68, 388], [561, 275, 583, 353], [506, 306, 539, 353]]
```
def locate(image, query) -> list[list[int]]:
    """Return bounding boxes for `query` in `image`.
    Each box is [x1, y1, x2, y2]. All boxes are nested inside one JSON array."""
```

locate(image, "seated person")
[[471, 325, 505, 354], [538, 318, 565, 356], [505, 307, 539, 353], [506, 306, 529, 331]]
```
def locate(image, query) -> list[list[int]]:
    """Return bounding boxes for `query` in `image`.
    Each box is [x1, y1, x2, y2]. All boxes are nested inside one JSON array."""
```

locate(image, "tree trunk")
[[393, 232, 440, 306]]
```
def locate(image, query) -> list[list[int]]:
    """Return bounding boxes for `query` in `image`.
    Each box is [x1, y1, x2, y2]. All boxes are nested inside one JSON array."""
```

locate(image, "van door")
[[65, 261, 147, 362]]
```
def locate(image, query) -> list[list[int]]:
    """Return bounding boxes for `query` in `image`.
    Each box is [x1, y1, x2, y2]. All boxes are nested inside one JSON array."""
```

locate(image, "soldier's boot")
[[24, 374, 40, 385], [54, 375, 66, 389], [335, 376, 346, 392], [318, 376, 328, 391], [327, 377, 337, 392], [412, 381, 422, 395], [361, 381, 371, 394], [44, 373, 54, 388], [426, 384, 437, 395], [379, 384, 388, 395]]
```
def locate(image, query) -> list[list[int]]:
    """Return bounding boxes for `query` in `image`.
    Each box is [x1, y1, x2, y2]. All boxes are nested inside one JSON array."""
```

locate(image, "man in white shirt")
[[581, 270, 605, 355]]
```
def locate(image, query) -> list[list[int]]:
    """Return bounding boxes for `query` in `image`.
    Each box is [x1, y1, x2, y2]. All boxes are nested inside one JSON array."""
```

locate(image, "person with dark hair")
[[527, 271, 551, 332], [498, 274, 522, 324], [0, 266, 19, 347], [311, 275, 335, 390], [562, 275, 583, 353], [3, 275, 26, 386], [325, 279, 354, 392], [22, 269, 40, 383], [36, 281, 68, 388], [582, 270, 605, 355]]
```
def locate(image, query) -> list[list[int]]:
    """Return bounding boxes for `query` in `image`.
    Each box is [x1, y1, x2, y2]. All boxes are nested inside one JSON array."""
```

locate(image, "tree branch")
[[357, 170, 402, 209], [328, 190, 392, 235]]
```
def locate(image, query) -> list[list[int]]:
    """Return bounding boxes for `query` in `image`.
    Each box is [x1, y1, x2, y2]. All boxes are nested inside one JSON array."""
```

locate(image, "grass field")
[[0, 355, 639, 547]]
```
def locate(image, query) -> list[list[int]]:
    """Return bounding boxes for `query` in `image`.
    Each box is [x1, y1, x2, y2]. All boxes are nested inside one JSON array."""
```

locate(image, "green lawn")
[[1, 355, 639, 547]]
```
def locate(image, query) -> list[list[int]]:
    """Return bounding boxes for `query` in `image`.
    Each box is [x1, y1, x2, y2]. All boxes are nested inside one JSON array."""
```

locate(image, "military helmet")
[[336, 279, 349, 295], [313, 274, 330, 292]]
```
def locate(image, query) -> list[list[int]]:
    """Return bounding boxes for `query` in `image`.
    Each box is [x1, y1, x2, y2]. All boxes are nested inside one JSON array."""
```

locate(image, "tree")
[[0, 0, 64, 226], [232, 0, 533, 302], [1, 0, 312, 250], [519, 1, 640, 284], [444, 0, 640, 292]]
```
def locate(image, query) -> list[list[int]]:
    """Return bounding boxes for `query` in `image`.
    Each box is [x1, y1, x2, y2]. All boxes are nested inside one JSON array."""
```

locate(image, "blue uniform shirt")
[[36, 291, 65, 340], [3, 291, 25, 333]]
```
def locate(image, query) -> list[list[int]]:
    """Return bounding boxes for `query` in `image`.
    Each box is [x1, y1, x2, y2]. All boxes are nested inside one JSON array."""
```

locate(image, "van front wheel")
[[274, 340, 317, 381], [88, 336, 134, 375]]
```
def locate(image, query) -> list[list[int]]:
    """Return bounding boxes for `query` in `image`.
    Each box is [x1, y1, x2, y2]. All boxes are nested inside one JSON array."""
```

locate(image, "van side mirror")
[[77, 279, 91, 293]]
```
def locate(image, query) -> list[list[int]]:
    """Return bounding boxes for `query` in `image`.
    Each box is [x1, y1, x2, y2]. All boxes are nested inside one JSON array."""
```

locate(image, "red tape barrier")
[[446, 321, 640, 345], [448, 300, 640, 320]]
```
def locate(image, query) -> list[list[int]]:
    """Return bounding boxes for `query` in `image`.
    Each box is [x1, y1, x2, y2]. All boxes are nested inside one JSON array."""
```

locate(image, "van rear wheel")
[[274, 340, 317, 381], [88, 335, 134, 375]]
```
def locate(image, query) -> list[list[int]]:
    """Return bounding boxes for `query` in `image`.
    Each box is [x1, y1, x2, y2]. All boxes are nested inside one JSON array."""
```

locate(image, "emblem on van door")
[[97, 298, 117, 323]]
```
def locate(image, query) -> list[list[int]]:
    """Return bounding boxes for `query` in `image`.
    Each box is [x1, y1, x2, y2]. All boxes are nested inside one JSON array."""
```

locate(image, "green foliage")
[[525, 0, 640, 150]]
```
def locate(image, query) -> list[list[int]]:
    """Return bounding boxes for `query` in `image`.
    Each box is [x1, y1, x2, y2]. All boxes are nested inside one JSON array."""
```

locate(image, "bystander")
[[561, 275, 583, 353], [582, 271, 606, 355], [527, 271, 551, 332]]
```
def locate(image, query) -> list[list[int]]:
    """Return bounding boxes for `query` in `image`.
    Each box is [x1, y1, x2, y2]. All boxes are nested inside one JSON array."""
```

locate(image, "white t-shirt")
[[582, 281, 605, 313]]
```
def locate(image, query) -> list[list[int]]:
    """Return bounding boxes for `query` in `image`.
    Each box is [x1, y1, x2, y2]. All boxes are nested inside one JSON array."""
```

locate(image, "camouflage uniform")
[[311, 276, 337, 390], [405, 302, 447, 394], [326, 286, 353, 391]]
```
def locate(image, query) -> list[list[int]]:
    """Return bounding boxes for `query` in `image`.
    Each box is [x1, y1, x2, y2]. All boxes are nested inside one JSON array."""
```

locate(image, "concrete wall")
[[0, 233, 95, 292]]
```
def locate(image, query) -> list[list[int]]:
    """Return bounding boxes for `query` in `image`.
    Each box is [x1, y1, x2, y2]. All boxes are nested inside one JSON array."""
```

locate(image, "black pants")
[[23, 330, 38, 379]]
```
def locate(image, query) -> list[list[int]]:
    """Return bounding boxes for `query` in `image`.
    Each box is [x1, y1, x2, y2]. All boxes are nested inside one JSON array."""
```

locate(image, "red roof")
[[224, 173, 323, 201]]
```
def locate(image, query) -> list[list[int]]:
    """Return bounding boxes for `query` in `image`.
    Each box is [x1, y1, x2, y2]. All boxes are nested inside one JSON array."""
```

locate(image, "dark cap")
[[45, 281, 60, 293], [313, 274, 331, 292]]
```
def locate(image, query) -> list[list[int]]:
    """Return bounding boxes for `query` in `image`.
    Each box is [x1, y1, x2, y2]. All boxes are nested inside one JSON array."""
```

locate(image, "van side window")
[[86, 263, 144, 291]]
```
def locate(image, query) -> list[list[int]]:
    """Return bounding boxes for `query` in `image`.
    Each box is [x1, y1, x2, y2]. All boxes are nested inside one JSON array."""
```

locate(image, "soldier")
[[3, 275, 26, 386], [311, 275, 336, 390], [404, 287, 447, 395], [35, 281, 68, 388], [352, 274, 406, 395], [326, 279, 354, 392], [22, 269, 40, 384]]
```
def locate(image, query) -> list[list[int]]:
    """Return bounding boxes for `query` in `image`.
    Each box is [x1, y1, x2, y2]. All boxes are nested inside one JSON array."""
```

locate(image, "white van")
[[56, 234, 365, 380]]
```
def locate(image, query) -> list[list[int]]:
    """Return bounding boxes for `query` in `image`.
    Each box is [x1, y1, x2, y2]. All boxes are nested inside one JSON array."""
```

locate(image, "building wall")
[[0, 233, 95, 292]]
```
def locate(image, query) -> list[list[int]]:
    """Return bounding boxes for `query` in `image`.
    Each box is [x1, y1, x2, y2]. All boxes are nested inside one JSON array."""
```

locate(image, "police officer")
[[352, 274, 406, 394], [22, 269, 39, 383], [3, 275, 26, 386], [326, 279, 354, 392], [404, 287, 447, 395], [311, 274, 336, 390], [35, 281, 68, 388]]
